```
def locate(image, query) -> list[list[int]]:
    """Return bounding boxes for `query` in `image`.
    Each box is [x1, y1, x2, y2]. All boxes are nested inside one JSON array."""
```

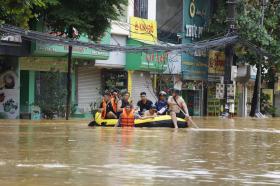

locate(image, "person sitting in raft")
[[117, 91, 131, 118], [99, 92, 117, 119], [155, 91, 168, 115], [137, 92, 153, 116], [143, 105, 157, 118], [110, 89, 119, 114], [115, 104, 137, 127], [168, 89, 191, 128]]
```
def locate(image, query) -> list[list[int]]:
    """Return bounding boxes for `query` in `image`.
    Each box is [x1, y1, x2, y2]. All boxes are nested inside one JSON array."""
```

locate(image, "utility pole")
[[223, 0, 236, 116], [256, 0, 266, 114]]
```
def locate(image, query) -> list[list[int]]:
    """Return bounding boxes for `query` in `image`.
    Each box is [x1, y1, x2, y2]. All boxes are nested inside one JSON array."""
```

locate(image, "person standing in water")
[[117, 92, 131, 118], [168, 89, 190, 128]]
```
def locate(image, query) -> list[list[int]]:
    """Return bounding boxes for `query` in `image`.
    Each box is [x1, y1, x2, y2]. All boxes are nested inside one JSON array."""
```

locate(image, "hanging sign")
[[130, 17, 157, 44], [208, 50, 225, 75]]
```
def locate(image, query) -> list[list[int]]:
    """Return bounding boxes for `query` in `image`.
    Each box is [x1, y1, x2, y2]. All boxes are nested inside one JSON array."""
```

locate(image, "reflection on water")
[[0, 118, 280, 185]]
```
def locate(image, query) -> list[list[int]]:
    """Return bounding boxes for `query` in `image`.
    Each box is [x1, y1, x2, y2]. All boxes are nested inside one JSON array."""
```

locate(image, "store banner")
[[0, 58, 19, 119], [208, 50, 225, 75], [130, 17, 157, 44], [32, 30, 111, 60], [20, 57, 68, 72], [182, 54, 208, 81], [126, 39, 168, 72]]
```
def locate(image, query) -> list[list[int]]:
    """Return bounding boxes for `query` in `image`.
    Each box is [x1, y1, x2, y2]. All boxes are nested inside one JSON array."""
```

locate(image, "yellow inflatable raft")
[[89, 112, 188, 128]]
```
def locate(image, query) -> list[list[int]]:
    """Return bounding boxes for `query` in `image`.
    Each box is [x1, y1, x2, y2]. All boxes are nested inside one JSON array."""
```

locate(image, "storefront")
[[126, 38, 168, 104], [181, 80, 204, 116], [236, 65, 257, 117], [207, 50, 225, 116], [181, 0, 211, 116], [19, 27, 111, 119], [0, 36, 29, 119]]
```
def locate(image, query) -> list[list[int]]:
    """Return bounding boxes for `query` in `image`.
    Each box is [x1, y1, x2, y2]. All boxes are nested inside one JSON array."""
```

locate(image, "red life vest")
[[121, 109, 135, 127], [101, 99, 107, 119]]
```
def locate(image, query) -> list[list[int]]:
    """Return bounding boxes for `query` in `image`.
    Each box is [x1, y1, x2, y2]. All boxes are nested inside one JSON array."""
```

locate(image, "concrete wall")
[[95, 35, 126, 68], [156, 0, 183, 33], [148, 0, 157, 20]]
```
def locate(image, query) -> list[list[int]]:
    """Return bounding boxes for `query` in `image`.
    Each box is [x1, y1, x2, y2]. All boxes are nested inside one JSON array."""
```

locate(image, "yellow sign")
[[130, 17, 157, 44], [208, 50, 225, 75]]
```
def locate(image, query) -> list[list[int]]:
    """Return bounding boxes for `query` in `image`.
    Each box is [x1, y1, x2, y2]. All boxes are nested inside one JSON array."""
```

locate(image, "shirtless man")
[[167, 89, 190, 128]]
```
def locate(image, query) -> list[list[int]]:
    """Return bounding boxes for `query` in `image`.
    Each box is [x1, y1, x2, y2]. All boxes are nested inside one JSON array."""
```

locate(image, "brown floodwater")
[[0, 118, 280, 186]]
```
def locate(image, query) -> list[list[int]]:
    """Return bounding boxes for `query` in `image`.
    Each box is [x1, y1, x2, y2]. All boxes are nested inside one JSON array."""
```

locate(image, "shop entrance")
[[182, 90, 201, 116]]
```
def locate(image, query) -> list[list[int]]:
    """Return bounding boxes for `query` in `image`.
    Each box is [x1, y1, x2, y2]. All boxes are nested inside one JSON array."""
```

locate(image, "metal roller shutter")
[[77, 66, 102, 113], [131, 71, 157, 106]]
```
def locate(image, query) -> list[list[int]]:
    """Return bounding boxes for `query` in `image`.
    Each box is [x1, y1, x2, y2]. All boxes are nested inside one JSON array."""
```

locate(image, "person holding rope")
[[167, 89, 190, 128]]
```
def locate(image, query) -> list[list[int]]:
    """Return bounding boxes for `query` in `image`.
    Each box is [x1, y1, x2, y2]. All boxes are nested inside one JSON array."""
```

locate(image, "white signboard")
[[164, 51, 181, 74], [216, 83, 224, 99], [0, 59, 19, 119]]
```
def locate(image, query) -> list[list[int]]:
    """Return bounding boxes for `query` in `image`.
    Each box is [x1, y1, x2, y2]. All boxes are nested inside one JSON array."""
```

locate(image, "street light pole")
[[223, 0, 236, 116]]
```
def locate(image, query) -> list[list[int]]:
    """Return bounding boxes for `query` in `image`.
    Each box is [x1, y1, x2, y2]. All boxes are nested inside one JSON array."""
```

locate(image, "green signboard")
[[32, 31, 111, 60], [126, 39, 168, 72]]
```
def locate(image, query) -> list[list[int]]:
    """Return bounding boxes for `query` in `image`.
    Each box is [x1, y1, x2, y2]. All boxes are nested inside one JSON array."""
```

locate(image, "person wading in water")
[[115, 104, 136, 127], [168, 89, 190, 128], [117, 92, 131, 118]]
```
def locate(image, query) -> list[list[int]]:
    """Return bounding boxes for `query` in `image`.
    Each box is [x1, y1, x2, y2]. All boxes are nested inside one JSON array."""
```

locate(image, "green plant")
[[261, 92, 277, 116], [35, 70, 67, 119]]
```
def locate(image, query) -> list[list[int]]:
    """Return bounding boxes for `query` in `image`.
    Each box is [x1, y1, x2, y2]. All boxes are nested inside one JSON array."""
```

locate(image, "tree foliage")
[[44, 0, 127, 40], [207, 0, 280, 116], [0, 0, 57, 28], [1, 0, 127, 40], [207, 0, 280, 63]]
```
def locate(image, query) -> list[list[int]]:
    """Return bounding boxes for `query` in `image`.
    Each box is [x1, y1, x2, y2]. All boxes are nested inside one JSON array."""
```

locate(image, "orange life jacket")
[[111, 96, 117, 113], [121, 109, 135, 127], [101, 99, 107, 119]]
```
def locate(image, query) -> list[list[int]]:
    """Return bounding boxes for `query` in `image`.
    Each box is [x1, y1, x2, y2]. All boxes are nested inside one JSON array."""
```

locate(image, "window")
[[134, 0, 148, 19]]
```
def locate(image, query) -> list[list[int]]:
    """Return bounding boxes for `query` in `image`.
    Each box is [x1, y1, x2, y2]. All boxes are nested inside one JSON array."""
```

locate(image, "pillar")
[[28, 71, 35, 108], [127, 70, 133, 96]]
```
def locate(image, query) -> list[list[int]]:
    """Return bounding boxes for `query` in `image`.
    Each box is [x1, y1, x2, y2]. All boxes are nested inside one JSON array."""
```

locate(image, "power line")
[[0, 24, 240, 53]]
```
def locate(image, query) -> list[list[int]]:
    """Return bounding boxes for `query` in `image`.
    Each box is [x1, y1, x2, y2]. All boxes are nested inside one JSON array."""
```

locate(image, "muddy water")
[[0, 118, 280, 186]]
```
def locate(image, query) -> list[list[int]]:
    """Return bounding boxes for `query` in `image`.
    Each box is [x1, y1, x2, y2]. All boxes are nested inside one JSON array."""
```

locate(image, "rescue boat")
[[88, 112, 188, 128]]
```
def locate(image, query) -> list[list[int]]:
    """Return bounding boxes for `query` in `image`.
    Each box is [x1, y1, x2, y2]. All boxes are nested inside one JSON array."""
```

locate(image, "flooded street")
[[1, 118, 280, 186]]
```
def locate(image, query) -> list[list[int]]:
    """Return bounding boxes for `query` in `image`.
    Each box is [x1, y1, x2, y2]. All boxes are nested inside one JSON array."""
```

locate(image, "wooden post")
[[66, 45, 72, 120]]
